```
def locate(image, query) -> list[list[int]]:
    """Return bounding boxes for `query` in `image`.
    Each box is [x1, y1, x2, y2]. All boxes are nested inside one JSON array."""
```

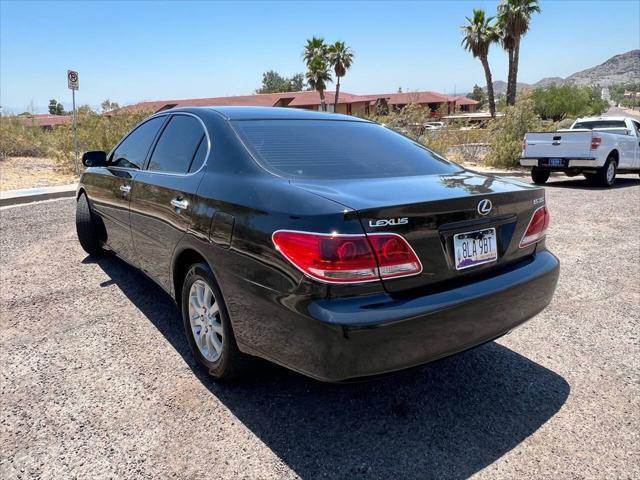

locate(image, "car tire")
[[181, 262, 249, 380], [76, 193, 104, 256], [531, 167, 550, 185], [595, 155, 617, 187]]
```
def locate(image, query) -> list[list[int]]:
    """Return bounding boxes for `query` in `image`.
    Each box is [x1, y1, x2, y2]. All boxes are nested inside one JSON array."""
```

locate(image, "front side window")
[[147, 115, 206, 174], [111, 116, 166, 169], [231, 119, 460, 180]]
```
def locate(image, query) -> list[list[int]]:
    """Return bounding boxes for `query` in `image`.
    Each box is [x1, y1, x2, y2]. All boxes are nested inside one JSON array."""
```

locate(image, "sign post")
[[67, 70, 79, 175]]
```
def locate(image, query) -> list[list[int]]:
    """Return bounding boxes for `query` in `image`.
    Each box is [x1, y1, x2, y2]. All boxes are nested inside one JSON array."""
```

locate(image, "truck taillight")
[[590, 136, 602, 150], [522, 137, 526, 153], [520, 206, 550, 248], [272, 230, 422, 283]]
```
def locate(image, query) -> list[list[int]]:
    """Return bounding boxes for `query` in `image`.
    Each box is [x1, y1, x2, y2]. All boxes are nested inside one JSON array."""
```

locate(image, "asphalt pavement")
[[1, 174, 639, 479]]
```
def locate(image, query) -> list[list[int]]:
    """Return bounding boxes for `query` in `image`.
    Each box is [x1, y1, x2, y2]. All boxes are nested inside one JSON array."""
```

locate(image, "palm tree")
[[305, 57, 332, 111], [327, 41, 354, 110], [461, 9, 499, 117], [303, 36, 327, 65], [303, 37, 332, 111], [497, 0, 541, 106]]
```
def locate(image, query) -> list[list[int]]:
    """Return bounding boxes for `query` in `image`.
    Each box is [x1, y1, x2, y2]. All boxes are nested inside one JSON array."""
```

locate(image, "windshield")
[[231, 119, 461, 180], [573, 120, 626, 130]]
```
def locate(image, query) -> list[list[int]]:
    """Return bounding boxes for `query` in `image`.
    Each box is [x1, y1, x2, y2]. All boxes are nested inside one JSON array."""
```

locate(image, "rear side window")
[[573, 120, 626, 130], [111, 116, 166, 169], [148, 115, 206, 174], [231, 120, 460, 179]]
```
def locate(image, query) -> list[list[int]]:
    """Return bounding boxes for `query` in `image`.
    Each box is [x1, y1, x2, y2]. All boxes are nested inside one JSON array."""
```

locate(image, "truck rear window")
[[231, 119, 461, 179], [573, 120, 626, 130]]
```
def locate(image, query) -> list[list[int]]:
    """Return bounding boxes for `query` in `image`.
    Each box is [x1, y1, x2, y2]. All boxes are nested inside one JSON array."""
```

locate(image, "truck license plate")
[[548, 158, 563, 166], [454, 228, 497, 270]]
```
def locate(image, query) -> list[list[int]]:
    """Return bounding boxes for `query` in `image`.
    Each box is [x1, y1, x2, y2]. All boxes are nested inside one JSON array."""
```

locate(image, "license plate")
[[454, 228, 497, 270], [547, 158, 563, 166]]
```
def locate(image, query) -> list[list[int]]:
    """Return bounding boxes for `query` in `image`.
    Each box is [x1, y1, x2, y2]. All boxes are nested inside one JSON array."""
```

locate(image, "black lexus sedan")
[[76, 106, 559, 382]]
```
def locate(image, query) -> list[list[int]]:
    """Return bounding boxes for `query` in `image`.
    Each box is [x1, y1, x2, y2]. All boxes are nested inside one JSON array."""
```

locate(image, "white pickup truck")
[[520, 116, 640, 187]]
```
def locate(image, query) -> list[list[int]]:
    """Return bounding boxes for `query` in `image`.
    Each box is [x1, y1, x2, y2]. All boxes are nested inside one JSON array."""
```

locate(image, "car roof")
[[165, 105, 371, 122]]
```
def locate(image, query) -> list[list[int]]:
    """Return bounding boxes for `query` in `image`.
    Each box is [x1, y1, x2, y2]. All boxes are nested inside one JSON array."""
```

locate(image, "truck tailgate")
[[524, 131, 593, 159]]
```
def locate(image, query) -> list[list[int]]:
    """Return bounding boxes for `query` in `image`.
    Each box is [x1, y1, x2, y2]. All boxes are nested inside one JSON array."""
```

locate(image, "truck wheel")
[[531, 167, 550, 185], [76, 193, 104, 256], [595, 156, 617, 187]]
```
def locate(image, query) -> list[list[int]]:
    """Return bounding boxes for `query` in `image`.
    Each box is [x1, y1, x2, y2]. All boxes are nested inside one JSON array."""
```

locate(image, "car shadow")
[[90, 254, 570, 480], [543, 175, 640, 190]]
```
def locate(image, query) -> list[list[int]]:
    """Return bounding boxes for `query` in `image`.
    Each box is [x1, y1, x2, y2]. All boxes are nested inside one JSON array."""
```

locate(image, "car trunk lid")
[[292, 171, 546, 293]]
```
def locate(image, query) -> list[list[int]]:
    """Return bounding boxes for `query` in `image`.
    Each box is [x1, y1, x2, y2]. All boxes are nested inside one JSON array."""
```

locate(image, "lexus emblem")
[[477, 199, 492, 216]]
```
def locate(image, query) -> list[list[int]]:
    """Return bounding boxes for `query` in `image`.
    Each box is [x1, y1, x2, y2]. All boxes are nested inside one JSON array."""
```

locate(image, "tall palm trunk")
[[508, 40, 520, 105], [506, 47, 514, 106], [481, 55, 496, 117], [334, 77, 341, 111], [319, 89, 326, 111]]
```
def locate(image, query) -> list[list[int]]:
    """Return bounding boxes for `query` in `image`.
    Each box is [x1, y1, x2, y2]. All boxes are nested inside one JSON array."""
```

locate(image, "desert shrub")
[[419, 130, 455, 157], [555, 117, 576, 130], [0, 116, 51, 159], [419, 127, 490, 162], [485, 95, 547, 168], [50, 109, 152, 172], [531, 85, 608, 121]]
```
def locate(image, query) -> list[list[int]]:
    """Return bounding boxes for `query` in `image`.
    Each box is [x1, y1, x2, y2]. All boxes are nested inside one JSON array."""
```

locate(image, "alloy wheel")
[[188, 279, 224, 362]]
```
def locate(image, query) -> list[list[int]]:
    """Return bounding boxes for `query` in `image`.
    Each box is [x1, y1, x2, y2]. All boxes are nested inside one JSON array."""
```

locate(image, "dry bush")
[[485, 95, 548, 168], [50, 109, 153, 173], [0, 116, 51, 159]]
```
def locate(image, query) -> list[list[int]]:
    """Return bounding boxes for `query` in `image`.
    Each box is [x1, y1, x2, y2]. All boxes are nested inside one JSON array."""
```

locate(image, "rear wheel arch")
[[607, 149, 619, 163], [77, 187, 87, 200], [172, 247, 212, 302]]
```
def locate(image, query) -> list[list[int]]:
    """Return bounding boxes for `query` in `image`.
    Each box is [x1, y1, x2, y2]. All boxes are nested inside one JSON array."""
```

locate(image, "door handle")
[[119, 184, 131, 194], [171, 198, 189, 210]]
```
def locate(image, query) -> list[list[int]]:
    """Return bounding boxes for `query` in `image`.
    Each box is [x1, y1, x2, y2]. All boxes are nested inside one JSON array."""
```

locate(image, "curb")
[[0, 184, 77, 207]]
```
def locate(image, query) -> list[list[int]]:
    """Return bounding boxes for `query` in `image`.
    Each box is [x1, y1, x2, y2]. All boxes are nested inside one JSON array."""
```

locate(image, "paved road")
[[605, 105, 640, 119], [1, 175, 639, 479]]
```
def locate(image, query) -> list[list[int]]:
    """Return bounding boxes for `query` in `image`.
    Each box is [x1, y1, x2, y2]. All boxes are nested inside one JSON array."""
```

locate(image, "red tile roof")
[[20, 114, 72, 127], [115, 90, 476, 114]]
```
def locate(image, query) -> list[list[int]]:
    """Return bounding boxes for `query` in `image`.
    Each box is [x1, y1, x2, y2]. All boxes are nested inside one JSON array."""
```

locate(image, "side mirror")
[[82, 151, 107, 167]]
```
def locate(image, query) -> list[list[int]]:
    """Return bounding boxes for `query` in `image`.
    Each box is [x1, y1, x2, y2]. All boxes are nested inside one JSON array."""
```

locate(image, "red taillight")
[[272, 230, 422, 283], [590, 136, 602, 150], [520, 206, 550, 248]]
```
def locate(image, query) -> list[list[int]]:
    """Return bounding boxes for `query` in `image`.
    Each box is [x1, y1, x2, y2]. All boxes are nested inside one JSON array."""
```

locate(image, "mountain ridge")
[[483, 50, 639, 94]]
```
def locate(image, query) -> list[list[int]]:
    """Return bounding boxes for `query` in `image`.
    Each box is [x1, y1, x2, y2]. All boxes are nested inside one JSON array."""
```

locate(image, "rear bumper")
[[520, 157, 600, 168], [241, 251, 560, 382]]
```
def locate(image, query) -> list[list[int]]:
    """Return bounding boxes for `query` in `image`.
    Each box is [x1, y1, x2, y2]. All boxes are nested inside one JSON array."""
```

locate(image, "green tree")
[[327, 41, 354, 110], [257, 71, 292, 93], [497, 0, 541, 106], [461, 9, 499, 117], [531, 85, 608, 121], [289, 73, 306, 91], [100, 99, 120, 113], [48, 99, 65, 115], [305, 57, 332, 112], [468, 84, 487, 109]]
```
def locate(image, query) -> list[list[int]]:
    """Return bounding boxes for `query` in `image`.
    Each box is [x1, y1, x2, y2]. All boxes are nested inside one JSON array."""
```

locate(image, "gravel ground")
[[1, 174, 638, 479]]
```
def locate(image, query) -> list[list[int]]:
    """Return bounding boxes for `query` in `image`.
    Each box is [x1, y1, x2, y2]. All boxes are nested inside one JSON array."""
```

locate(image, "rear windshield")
[[231, 119, 461, 179], [573, 120, 626, 130]]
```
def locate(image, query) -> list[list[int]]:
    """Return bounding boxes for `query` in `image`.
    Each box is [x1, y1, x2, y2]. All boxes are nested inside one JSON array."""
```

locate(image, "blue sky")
[[1, 0, 638, 113]]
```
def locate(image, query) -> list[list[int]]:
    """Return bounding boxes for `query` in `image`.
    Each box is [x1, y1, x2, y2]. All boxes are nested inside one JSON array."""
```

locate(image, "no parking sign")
[[67, 70, 79, 90]]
